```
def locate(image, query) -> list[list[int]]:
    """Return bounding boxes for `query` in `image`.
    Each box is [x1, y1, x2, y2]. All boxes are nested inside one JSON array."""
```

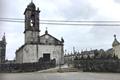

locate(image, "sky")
[[0, 0, 120, 60]]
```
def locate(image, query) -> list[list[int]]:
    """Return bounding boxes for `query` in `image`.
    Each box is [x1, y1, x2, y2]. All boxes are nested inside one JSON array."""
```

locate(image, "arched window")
[[30, 14, 35, 27], [30, 19, 34, 27]]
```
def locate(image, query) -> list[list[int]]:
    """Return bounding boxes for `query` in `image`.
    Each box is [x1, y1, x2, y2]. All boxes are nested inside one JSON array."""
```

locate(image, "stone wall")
[[0, 60, 56, 73]]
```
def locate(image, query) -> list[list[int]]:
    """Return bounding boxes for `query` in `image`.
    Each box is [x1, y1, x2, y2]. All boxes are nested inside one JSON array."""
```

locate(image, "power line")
[[40, 23, 120, 26], [0, 17, 120, 26], [0, 20, 24, 23], [1, 17, 120, 23], [0, 18, 24, 20], [41, 20, 120, 23]]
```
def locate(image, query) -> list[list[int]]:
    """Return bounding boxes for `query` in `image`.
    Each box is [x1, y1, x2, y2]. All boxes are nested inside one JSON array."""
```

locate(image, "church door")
[[43, 54, 50, 62]]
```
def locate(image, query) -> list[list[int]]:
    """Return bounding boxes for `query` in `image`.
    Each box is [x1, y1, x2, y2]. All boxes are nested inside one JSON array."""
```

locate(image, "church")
[[112, 34, 120, 58], [0, 33, 6, 63], [16, 1, 64, 65]]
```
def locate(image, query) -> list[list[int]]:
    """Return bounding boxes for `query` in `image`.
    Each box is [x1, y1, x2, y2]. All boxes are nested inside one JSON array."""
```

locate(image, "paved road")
[[38, 64, 73, 73], [0, 72, 120, 80]]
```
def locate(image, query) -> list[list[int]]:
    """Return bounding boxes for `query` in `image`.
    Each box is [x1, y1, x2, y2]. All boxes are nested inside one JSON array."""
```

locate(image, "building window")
[[30, 19, 34, 27]]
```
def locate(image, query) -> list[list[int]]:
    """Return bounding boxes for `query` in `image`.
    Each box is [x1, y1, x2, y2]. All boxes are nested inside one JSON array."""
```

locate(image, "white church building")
[[15, 1, 64, 65], [112, 35, 120, 58]]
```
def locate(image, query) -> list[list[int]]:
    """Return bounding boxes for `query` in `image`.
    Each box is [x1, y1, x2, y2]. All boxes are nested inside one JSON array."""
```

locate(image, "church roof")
[[40, 30, 63, 45], [40, 34, 61, 42], [27, 1, 36, 10], [112, 35, 120, 47]]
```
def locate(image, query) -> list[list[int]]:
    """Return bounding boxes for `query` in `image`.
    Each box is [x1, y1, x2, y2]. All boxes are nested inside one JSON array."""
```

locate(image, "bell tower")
[[24, 1, 40, 44]]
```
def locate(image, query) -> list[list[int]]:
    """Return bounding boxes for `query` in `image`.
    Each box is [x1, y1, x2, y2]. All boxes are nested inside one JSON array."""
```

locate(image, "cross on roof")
[[114, 34, 116, 39]]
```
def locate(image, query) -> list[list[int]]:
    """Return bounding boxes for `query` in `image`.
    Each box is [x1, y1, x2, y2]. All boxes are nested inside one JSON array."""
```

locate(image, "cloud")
[[0, 0, 4, 16], [114, 0, 120, 3], [90, 26, 119, 39], [35, 0, 98, 20], [87, 0, 120, 50], [89, 0, 120, 20], [0, 0, 5, 33], [56, 0, 97, 20]]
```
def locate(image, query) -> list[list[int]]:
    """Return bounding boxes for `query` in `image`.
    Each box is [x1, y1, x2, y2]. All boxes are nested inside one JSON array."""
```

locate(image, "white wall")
[[16, 48, 23, 63], [113, 45, 120, 58], [16, 44, 64, 65], [23, 45, 38, 63], [38, 45, 64, 65]]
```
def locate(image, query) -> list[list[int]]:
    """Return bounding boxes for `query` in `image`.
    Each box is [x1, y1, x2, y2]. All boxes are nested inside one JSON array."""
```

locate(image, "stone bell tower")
[[24, 1, 40, 44], [0, 33, 6, 63]]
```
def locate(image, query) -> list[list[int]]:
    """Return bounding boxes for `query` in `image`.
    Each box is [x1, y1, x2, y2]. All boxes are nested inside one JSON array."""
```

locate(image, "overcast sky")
[[0, 0, 120, 60]]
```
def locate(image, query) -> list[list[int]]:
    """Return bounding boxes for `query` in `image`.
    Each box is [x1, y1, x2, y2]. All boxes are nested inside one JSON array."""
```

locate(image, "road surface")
[[0, 72, 120, 80]]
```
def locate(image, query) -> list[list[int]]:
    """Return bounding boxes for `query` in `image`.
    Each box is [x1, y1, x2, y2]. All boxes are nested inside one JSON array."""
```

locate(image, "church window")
[[30, 19, 34, 27], [30, 14, 35, 27]]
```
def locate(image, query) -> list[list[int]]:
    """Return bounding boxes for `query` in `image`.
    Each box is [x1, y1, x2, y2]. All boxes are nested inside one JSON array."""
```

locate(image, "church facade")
[[112, 35, 120, 58], [16, 2, 64, 65], [0, 34, 6, 63]]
